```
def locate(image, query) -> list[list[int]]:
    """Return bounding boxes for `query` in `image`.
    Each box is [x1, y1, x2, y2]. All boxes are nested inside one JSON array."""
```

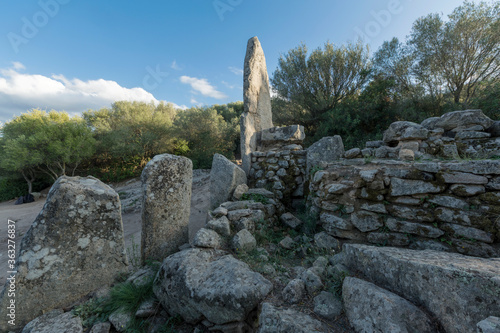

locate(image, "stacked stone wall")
[[309, 159, 500, 258]]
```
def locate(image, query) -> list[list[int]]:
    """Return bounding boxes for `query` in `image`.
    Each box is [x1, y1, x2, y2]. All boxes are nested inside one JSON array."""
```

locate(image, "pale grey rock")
[[359, 169, 378, 182], [427, 195, 468, 209], [241, 36, 273, 174], [314, 232, 340, 250], [421, 116, 441, 129], [221, 200, 265, 211], [193, 228, 222, 249], [477, 316, 500, 333], [282, 279, 306, 304], [206, 216, 231, 237], [390, 178, 445, 196], [260, 125, 305, 143], [441, 144, 460, 159], [313, 291, 343, 320], [344, 148, 361, 159], [434, 207, 485, 227], [366, 140, 385, 148], [386, 218, 444, 238], [232, 229, 257, 252], [409, 240, 453, 252], [21, 309, 64, 333], [343, 244, 500, 333], [227, 208, 252, 221], [126, 266, 157, 287], [383, 121, 423, 144], [307, 136, 344, 174], [135, 298, 158, 318], [321, 212, 353, 231], [399, 148, 415, 161], [0, 176, 128, 332], [360, 203, 387, 214], [89, 322, 111, 333], [399, 140, 420, 151], [361, 148, 374, 157], [142, 154, 192, 262], [280, 212, 303, 229], [279, 236, 296, 250], [300, 269, 323, 294], [210, 153, 247, 209], [433, 110, 494, 131], [456, 131, 491, 140], [109, 310, 132, 332], [22, 311, 83, 333], [450, 184, 486, 196], [454, 239, 499, 258], [232, 183, 249, 200], [257, 303, 327, 333], [400, 126, 429, 140], [327, 183, 350, 194], [441, 223, 493, 243], [343, 277, 436, 333], [389, 205, 434, 222], [375, 145, 400, 158], [441, 171, 488, 184], [351, 211, 384, 232], [233, 217, 256, 233], [153, 248, 272, 325], [441, 160, 500, 175]]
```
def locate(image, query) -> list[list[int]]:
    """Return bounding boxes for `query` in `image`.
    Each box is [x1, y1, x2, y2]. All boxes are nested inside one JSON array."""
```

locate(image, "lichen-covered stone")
[[432, 110, 494, 131], [141, 154, 192, 263], [367, 232, 410, 246], [450, 184, 485, 197], [390, 178, 445, 196], [192, 228, 222, 249], [22, 311, 83, 333], [343, 277, 436, 333], [0, 176, 128, 331], [386, 218, 444, 238], [210, 153, 247, 209], [314, 232, 340, 250], [153, 248, 272, 325], [206, 216, 231, 237], [351, 211, 384, 232], [313, 291, 343, 320], [441, 223, 494, 243], [306, 136, 344, 174], [477, 316, 500, 333], [320, 212, 353, 231], [282, 279, 306, 304], [343, 244, 500, 333], [441, 171, 488, 184], [280, 212, 303, 230], [232, 229, 257, 252], [260, 125, 305, 143], [257, 303, 327, 333]]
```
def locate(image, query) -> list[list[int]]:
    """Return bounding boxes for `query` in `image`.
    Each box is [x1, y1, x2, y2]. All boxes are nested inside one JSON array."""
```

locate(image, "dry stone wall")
[[309, 159, 500, 258]]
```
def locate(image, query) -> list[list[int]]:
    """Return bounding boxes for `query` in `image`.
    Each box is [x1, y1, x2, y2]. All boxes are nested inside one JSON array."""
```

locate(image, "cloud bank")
[[180, 76, 227, 99]]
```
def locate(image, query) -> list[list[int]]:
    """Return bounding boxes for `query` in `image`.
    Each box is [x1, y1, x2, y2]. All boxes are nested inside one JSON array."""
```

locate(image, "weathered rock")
[[232, 229, 257, 252], [21, 309, 64, 333], [210, 153, 247, 209], [441, 144, 460, 159], [313, 291, 343, 320], [221, 200, 265, 211], [280, 212, 303, 229], [109, 310, 133, 332], [0, 176, 128, 331], [193, 228, 222, 249], [314, 232, 340, 250], [383, 121, 423, 144], [427, 195, 468, 209], [441, 171, 488, 184], [300, 269, 323, 294], [89, 322, 111, 333], [22, 311, 83, 333], [421, 116, 441, 129], [141, 154, 192, 262], [247, 188, 274, 198], [351, 211, 384, 232], [343, 277, 436, 333], [321, 212, 353, 231], [343, 244, 500, 333], [206, 216, 231, 237], [257, 303, 327, 333], [450, 184, 486, 197], [399, 148, 415, 161], [432, 110, 494, 131], [344, 148, 361, 159], [279, 236, 296, 250], [232, 183, 249, 201], [327, 183, 350, 194], [241, 36, 273, 174], [212, 206, 228, 217], [441, 223, 494, 243], [135, 298, 158, 318], [477, 316, 500, 333], [260, 125, 305, 143], [456, 131, 491, 140], [126, 266, 157, 287], [153, 248, 272, 325], [401, 126, 429, 140], [307, 136, 344, 174], [282, 279, 306, 304], [386, 218, 444, 238], [390, 178, 445, 196], [367, 232, 410, 246]]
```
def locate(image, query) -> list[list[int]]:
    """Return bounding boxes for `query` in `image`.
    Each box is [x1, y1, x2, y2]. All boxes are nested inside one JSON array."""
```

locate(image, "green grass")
[[240, 193, 269, 204]]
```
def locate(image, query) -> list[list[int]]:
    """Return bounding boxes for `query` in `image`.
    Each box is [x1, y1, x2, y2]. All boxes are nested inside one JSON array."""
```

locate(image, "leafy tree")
[[409, 1, 500, 105], [0, 110, 96, 193], [271, 41, 371, 133]]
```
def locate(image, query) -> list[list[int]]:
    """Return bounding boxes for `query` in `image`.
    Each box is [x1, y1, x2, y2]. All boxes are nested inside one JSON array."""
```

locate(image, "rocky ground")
[[0, 169, 211, 288]]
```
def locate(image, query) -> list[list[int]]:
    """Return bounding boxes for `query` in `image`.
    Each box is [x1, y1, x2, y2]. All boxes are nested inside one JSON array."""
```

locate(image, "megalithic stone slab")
[[0, 176, 128, 332], [209, 153, 247, 210], [141, 154, 192, 263], [241, 36, 273, 174]]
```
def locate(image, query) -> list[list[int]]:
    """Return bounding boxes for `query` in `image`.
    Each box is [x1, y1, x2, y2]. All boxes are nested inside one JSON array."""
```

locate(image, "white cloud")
[[221, 81, 236, 90], [0, 63, 184, 123], [180, 76, 227, 99], [190, 98, 199, 104], [171, 60, 181, 71], [12, 62, 25, 70], [229, 66, 244, 75]]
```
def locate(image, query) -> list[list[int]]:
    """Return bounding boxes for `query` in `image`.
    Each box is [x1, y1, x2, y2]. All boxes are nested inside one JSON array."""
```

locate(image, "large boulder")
[[257, 302, 328, 332], [383, 121, 425, 145], [432, 110, 494, 131], [153, 248, 272, 325], [0, 176, 128, 332], [343, 277, 436, 333], [306, 136, 344, 174], [141, 154, 193, 263], [209, 153, 247, 209], [260, 125, 305, 146], [343, 244, 500, 333], [22, 311, 83, 333], [241, 36, 274, 174]]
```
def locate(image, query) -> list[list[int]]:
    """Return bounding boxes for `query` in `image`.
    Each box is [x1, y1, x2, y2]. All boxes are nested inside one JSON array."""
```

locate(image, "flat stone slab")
[[343, 244, 500, 333]]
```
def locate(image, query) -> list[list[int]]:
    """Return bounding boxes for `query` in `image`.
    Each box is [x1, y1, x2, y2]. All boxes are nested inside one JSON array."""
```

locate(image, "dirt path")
[[0, 170, 210, 288]]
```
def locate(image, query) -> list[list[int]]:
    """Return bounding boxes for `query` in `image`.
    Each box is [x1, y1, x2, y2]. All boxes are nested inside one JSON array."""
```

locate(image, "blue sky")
[[0, 0, 466, 124]]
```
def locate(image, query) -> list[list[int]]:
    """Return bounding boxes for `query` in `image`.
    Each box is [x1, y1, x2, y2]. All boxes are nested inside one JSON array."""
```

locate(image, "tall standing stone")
[[0, 176, 128, 332], [241, 36, 273, 174], [141, 154, 192, 263]]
